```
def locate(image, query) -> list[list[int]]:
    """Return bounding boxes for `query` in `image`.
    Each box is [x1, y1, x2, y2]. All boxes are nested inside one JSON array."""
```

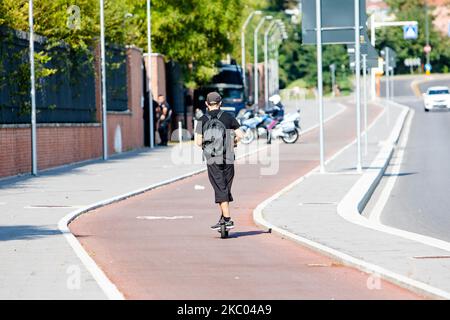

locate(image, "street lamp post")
[[362, 54, 368, 156], [29, 0, 37, 175], [425, 1, 431, 70], [385, 48, 390, 102], [241, 11, 262, 97], [315, 0, 325, 173], [264, 21, 277, 108], [100, 0, 108, 159], [330, 64, 336, 98], [254, 16, 272, 109], [385, 48, 391, 126], [355, 0, 362, 173], [146, 0, 154, 148], [266, 20, 287, 99], [390, 66, 395, 100]]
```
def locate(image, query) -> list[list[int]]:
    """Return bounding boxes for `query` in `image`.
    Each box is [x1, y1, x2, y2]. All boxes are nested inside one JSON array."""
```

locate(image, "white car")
[[423, 86, 450, 112]]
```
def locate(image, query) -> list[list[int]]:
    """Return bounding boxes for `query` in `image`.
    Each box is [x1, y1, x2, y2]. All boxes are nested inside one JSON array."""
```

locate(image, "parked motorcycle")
[[269, 109, 301, 144], [239, 111, 271, 144]]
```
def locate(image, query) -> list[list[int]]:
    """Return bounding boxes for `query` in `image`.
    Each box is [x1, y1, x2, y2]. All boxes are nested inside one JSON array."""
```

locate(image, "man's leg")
[[162, 124, 169, 145], [220, 164, 234, 220]]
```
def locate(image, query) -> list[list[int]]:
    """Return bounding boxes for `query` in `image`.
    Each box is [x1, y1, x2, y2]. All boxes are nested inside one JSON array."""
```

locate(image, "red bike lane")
[[69, 101, 423, 299]]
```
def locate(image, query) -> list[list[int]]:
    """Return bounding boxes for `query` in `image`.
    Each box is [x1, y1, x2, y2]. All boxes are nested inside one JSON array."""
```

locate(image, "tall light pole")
[[385, 48, 390, 102], [254, 16, 272, 109], [146, 0, 155, 148], [425, 1, 430, 69], [241, 11, 262, 97], [29, 0, 37, 175], [329, 64, 336, 97], [362, 54, 368, 156], [316, 0, 325, 173], [100, 0, 108, 160], [355, 0, 362, 173], [264, 20, 277, 108]]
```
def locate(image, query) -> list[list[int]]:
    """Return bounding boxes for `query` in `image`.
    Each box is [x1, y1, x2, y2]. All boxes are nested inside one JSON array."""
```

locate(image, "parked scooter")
[[269, 108, 301, 144], [239, 110, 271, 144]]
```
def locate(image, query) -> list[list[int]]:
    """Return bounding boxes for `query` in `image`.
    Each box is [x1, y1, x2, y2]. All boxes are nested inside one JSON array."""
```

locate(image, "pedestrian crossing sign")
[[403, 25, 418, 40]]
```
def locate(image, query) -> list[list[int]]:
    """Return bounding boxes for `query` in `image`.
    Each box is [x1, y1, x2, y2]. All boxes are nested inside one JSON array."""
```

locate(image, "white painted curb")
[[254, 100, 450, 300]]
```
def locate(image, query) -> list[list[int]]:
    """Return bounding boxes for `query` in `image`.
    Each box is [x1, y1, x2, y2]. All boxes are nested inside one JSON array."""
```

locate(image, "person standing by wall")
[[156, 94, 172, 146], [143, 91, 159, 147]]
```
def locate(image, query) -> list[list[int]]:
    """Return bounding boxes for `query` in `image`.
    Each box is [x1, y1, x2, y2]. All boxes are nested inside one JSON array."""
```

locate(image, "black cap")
[[206, 92, 222, 105]]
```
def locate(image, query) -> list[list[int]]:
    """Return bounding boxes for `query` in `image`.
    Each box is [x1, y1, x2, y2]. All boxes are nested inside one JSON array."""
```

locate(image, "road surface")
[[367, 76, 450, 243], [70, 100, 421, 299]]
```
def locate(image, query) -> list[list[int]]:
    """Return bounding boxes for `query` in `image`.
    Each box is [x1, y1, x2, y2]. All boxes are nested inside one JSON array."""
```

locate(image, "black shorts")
[[207, 163, 235, 203]]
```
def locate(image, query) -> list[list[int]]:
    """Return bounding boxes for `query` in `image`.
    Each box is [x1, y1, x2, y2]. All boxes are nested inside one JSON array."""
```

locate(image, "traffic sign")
[[424, 45, 432, 53], [425, 63, 432, 71], [403, 24, 418, 40], [302, 0, 367, 45], [404, 58, 421, 67]]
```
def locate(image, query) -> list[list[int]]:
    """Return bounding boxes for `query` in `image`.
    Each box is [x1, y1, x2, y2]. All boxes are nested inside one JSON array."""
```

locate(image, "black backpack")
[[202, 111, 227, 160]]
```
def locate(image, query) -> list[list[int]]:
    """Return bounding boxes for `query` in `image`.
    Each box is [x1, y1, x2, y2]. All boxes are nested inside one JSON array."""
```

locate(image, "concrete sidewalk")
[[260, 100, 450, 299], [0, 100, 342, 299]]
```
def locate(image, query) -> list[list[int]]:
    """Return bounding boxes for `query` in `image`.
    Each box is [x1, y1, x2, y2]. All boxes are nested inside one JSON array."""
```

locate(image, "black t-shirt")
[[195, 109, 240, 135]]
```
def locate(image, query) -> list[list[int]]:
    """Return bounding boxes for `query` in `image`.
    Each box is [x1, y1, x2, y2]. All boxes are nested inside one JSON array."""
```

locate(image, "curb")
[[59, 103, 347, 300], [253, 99, 450, 300]]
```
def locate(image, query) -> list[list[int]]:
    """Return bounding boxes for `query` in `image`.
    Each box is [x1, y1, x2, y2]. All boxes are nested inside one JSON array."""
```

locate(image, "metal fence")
[[105, 46, 128, 112], [0, 28, 128, 124]]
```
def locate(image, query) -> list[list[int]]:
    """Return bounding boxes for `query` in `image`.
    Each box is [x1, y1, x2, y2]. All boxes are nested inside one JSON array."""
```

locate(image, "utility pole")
[[330, 64, 336, 97], [254, 16, 272, 109], [362, 54, 368, 156], [241, 11, 262, 98], [355, 0, 362, 173], [264, 21, 277, 108], [315, 0, 325, 173], [146, 0, 154, 148], [29, 0, 37, 175], [425, 0, 431, 68], [100, 0, 108, 159]]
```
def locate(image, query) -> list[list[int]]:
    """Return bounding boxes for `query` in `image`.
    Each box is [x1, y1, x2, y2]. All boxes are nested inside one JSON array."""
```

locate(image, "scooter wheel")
[[282, 129, 300, 144], [220, 224, 228, 239], [241, 128, 255, 144]]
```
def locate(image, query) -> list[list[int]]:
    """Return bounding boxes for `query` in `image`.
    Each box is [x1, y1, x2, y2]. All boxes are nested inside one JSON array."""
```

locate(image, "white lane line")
[[369, 109, 415, 224], [24, 205, 85, 209], [254, 101, 450, 299], [136, 216, 193, 220], [194, 185, 205, 190]]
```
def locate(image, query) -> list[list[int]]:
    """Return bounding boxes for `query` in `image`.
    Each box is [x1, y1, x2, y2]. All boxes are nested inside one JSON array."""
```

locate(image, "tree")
[[0, 0, 244, 88], [379, 0, 450, 73]]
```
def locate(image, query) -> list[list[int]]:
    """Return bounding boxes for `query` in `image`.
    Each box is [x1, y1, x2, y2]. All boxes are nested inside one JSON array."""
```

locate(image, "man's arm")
[[195, 133, 203, 147], [234, 128, 244, 144]]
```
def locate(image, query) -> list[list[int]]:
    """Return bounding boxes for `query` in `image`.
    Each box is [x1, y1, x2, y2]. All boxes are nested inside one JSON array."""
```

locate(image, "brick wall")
[[107, 47, 144, 154], [0, 125, 31, 177], [0, 124, 101, 178]]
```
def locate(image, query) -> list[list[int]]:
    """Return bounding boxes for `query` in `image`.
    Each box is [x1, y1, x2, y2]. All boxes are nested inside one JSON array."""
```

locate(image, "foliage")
[[377, 0, 450, 74]]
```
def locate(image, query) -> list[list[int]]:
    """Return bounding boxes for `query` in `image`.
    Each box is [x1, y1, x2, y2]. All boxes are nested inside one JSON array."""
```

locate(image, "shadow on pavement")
[[384, 172, 418, 177], [227, 230, 271, 239], [0, 225, 61, 241], [0, 146, 165, 190]]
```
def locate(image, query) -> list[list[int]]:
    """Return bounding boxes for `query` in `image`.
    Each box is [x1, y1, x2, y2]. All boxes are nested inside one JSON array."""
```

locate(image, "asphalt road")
[[69, 100, 421, 300], [368, 75, 450, 243]]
